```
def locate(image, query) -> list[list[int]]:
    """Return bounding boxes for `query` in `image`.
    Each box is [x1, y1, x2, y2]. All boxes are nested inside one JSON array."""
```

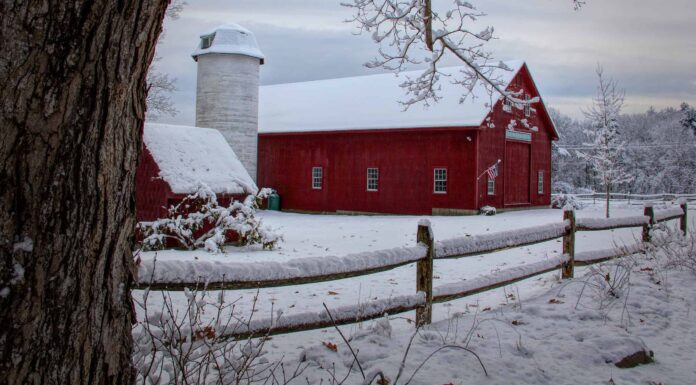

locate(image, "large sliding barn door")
[[504, 141, 531, 205]]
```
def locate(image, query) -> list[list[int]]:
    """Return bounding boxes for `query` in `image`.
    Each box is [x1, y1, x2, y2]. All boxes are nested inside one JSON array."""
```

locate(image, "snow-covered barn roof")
[[191, 23, 265, 63], [259, 60, 526, 134], [143, 123, 258, 195]]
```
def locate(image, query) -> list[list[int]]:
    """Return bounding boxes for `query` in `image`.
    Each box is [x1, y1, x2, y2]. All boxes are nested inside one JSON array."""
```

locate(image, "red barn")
[[136, 123, 258, 222], [257, 61, 558, 215]]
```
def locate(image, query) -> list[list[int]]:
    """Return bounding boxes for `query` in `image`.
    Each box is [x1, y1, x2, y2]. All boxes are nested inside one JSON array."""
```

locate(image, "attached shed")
[[136, 123, 258, 222], [257, 61, 558, 215]]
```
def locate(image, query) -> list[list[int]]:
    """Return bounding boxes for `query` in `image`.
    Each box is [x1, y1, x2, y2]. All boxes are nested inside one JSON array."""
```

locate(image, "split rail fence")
[[569, 192, 696, 204], [137, 201, 689, 340]]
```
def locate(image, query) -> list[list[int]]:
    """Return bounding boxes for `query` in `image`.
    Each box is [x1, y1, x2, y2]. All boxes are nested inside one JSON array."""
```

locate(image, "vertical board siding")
[[259, 129, 478, 214], [504, 141, 531, 205], [135, 147, 174, 221]]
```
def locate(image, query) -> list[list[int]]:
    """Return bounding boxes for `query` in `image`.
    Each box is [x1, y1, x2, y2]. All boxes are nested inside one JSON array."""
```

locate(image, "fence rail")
[[568, 192, 696, 202], [136, 201, 688, 340]]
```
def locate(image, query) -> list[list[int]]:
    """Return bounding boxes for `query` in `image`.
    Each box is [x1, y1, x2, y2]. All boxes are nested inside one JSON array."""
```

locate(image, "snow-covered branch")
[[342, 0, 521, 108], [138, 184, 282, 252]]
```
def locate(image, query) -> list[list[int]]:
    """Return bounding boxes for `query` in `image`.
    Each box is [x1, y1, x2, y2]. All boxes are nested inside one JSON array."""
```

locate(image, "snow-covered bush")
[[138, 184, 282, 252], [551, 194, 584, 210], [479, 206, 496, 216], [552, 181, 575, 194]]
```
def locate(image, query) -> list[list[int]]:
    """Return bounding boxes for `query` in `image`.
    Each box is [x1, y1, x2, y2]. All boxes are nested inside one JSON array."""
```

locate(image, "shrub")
[[552, 181, 575, 194], [138, 184, 282, 252], [551, 194, 584, 210]]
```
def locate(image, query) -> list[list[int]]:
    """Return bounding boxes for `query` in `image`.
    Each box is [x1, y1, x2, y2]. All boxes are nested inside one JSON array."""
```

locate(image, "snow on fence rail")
[[575, 242, 645, 265], [435, 222, 569, 259], [136, 202, 689, 339], [570, 192, 696, 202], [575, 215, 649, 231], [230, 293, 426, 340], [139, 245, 427, 290]]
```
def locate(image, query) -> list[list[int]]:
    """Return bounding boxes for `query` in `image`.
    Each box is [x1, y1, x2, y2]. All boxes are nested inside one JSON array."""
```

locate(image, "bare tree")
[[146, 0, 186, 119], [342, 0, 584, 108], [0, 1, 169, 384], [579, 66, 633, 218], [147, 66, 179, 119]]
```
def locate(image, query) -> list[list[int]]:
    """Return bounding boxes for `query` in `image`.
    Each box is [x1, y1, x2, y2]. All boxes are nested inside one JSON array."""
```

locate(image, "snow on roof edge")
[[143, 122, 258, 196], [259, 60, 525, 134]]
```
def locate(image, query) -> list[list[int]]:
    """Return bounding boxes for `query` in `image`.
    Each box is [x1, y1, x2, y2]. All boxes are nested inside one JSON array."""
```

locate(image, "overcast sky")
[[152, 0, 696, 125]]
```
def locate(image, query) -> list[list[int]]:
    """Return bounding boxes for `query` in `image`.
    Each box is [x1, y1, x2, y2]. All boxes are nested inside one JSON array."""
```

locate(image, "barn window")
[[312, 167, 323, 190], [487, 177, 495, 196], [434, 168, 447, 193], [538, 170, 544, 194], [524, 94, 531, 117], [503, 97, 513, 113], [200, 34, 215, 49], [367, 168, 379, 191]]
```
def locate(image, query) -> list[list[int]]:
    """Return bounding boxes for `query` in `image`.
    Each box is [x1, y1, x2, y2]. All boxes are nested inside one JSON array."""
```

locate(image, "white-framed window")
[[434, 168, 447, 193], [201, 34, 215, 49], [487, 177, 495, 196], [503, 97, 513, 113], [524, 94, 531, 117], [312, 167, 323, 190], [538, 170, 544, 194], [367, 168, 379, 191]]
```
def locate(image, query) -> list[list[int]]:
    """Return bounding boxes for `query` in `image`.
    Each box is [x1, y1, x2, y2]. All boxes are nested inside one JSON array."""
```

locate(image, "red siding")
[[257, 64, 554, 215], [136, 147, 174, 222], [476, 64, 554, 209], [504, 141, 531, 205], [259, 128, 478, 215]]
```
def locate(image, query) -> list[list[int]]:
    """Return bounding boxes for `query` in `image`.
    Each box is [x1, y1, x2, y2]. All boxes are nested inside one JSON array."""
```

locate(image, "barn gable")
[[259, 60, 527, 134], [491, 63, 559, 140], [143, 123, 258, 195]]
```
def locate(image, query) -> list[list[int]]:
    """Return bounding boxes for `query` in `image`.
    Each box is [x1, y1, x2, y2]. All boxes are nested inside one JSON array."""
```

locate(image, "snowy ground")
[[291, 250, 696, 384], [135, 201, 695, 384]]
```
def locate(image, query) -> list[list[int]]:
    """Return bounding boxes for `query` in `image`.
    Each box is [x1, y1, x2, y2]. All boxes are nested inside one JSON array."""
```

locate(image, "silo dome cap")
[[192, 23, 265, 63]]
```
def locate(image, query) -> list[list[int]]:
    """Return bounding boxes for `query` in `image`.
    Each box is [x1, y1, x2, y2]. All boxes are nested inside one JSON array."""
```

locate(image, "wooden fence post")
[[643, 204, 655, 242], [562, 209, 576, 279], [681, 200, 688, 236], [416, 220, 434, 327]]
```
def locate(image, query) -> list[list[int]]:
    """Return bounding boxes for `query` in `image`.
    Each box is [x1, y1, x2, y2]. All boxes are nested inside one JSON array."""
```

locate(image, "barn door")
[[504, 141, 531, 205]]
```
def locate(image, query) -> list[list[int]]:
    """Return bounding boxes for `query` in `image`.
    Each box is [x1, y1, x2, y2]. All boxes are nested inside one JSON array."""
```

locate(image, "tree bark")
[[0, 1, 168, 384]]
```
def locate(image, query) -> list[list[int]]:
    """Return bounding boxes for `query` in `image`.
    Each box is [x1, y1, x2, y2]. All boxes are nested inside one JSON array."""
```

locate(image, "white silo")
[[192, 23, 264, 182]]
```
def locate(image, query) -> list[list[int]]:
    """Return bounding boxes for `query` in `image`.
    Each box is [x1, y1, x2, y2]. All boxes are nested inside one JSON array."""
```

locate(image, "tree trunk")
[[606, 182, 611, 218], [0, 1, 168, 384]]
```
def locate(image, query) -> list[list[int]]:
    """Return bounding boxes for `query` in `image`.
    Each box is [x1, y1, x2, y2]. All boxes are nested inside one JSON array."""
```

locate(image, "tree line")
[[551, 103, 696, 195]]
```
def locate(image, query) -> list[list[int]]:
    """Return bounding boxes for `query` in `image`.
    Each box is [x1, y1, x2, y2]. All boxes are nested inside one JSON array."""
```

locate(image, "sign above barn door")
[[505, 130, 532, 142]]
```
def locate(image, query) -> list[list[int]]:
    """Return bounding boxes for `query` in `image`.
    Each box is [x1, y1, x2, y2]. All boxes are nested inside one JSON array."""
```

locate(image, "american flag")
[[486, 162, 499, 179]]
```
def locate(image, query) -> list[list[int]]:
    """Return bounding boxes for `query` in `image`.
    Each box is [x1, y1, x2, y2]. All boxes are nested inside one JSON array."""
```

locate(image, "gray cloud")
[[153, 0, 696, 125]]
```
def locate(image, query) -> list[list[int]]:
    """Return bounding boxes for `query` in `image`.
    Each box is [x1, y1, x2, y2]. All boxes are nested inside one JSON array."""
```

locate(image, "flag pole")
[[477, 159, 501, 181]]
